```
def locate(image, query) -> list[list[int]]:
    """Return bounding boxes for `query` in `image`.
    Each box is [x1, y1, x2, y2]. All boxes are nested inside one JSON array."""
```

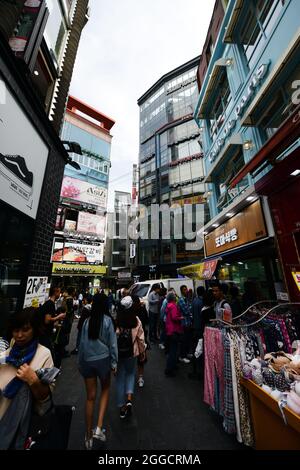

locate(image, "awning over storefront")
[[177, 259, 220, 280], [52, 263, 107, 276]]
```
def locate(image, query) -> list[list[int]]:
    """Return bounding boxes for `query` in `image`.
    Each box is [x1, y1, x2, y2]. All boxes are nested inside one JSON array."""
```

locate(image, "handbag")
[[25, 400, 74, 450]]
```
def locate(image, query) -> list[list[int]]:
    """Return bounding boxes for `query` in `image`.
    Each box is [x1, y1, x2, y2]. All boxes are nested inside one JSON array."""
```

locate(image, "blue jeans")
[[115, 357, 137, 407]]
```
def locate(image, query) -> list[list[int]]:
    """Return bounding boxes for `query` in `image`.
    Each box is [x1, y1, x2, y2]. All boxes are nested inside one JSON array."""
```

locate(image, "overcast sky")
[[70, 0, 215, 210]]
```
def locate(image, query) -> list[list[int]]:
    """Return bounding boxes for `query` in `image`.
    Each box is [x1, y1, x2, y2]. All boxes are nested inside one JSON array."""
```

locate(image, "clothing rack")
[[232, 300, 278, 322], [212, 302, 300, 329]]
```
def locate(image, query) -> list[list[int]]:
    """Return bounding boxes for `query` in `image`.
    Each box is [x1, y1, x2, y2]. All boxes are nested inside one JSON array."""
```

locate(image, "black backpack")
[[117, 328, 134, 358]]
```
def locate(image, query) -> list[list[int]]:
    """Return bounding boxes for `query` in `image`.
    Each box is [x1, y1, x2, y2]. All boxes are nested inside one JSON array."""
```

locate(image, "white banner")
[[130, 243, 136, 259], [24, 277, 48, 308], [0, 78, 49, 219], [61, 176, 107, 209], [77, 212, 106, 238]]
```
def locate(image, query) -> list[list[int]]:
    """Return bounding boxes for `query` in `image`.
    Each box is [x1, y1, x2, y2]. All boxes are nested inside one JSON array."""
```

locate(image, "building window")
[[239, 0, 285, 70], [215, 148, 247, 212], [208, 69, 231, 142]]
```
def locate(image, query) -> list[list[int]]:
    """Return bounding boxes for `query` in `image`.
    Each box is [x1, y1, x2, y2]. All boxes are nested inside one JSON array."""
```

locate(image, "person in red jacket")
[[165, 292, 184, 377]]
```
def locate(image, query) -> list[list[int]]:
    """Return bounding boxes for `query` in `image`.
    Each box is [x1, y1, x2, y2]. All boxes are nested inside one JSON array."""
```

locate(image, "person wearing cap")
[[115, 296, 146, 419]]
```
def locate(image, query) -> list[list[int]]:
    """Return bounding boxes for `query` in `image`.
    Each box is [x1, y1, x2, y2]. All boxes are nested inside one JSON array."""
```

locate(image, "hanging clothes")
[[204, 327, 224, 414]]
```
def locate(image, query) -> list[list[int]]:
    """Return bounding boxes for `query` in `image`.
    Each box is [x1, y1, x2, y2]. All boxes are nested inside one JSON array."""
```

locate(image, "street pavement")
[[53, 322, 246, 451]]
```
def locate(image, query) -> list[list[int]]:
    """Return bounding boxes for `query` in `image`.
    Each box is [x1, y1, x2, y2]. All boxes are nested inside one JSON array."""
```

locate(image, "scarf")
[[2, 339, 38, 399]]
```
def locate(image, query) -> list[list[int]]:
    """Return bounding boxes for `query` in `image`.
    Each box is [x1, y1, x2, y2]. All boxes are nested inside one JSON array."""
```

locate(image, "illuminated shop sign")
[[208, 63, 270, 164]]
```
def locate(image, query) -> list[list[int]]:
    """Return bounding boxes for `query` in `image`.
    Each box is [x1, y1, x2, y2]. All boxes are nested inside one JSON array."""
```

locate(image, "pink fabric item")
[[165, 302, 184, 336], [203, 327, 224, 410]]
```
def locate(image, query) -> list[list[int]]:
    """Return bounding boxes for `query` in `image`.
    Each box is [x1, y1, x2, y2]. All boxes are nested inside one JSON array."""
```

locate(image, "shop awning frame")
[[230, 104, 300, 188]]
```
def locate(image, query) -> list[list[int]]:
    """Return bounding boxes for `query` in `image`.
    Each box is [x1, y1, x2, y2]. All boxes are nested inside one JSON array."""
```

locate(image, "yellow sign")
[[178, 263, 205, 279], [292, 272, 300, 292], [52, 263, 107, 276]]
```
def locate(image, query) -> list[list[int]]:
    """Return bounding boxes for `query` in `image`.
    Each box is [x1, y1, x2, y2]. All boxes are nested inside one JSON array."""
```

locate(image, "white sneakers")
[[93, 427, 106, 442], [85, 427, 106, 449], [179, 357, 191, 364], [138, 376, 145, 387]]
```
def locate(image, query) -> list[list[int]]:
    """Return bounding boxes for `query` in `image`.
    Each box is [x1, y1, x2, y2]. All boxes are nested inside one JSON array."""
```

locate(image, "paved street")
[[53, 324, 245, 451]]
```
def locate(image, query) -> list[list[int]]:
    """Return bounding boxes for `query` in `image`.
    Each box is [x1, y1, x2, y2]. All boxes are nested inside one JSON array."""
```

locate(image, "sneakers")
[[84, 434, 93, 450], [0, 153, 33, 194], [138, 376, 144, 388], [126, 401, 132, 416], [93, 427, 106, 442], [179, 357, 191, 364], [159, 343, 165, 350], [120, 406, 127, 419]]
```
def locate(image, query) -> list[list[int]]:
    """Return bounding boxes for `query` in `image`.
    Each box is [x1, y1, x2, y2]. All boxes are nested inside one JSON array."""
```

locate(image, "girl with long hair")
[[115, 296, 146, 419], [78, 292, 118, 450]]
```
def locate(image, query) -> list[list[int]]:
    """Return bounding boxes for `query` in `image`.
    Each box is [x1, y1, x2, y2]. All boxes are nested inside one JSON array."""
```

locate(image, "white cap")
[[121, 296, 133, 310]]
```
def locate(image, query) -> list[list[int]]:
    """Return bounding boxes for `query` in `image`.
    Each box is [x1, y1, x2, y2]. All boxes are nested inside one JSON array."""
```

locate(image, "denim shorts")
[[79, 357, 111, 380]]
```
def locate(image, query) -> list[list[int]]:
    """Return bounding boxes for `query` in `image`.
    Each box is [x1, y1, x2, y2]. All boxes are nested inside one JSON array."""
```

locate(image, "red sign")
[[202, 260, 219, 280]]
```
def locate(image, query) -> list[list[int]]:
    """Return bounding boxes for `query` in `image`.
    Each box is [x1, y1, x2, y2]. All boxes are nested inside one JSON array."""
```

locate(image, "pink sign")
[[77, 212, 106, 238]]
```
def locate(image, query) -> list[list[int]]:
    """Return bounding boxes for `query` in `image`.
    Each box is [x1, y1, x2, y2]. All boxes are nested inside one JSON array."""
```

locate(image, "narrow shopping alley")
[[53, 324, 245, 451]]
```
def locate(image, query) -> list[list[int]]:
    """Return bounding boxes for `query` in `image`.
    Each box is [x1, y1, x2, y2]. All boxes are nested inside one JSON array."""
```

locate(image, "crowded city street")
[[0, 0, 300, 462]]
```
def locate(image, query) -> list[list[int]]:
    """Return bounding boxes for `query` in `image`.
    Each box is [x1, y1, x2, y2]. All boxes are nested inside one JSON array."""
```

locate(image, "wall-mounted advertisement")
[[77, 212, 106, 238], [0, 76, 49, 219], [52, 239, 104, 264], [61, 176, 107, 209]]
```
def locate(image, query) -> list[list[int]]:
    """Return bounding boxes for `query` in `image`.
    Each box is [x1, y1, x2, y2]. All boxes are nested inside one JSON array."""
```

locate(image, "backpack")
[[117, 328, 134, 358]]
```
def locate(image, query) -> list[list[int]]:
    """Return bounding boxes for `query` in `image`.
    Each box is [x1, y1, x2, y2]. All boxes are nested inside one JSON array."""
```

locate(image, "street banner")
[[24, 276, 48, 308]]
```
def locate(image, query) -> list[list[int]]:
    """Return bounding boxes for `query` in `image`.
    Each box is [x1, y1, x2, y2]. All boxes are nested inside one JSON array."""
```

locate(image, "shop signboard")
[[204, 200, 267, 257], [61, 176, 107, 209], [52, 239, 104, 264], [52, 263, 107, 276], [118, 272, 132, 279], [172, 195, 206, 207], [0, 76, 49, 219], [292, 272, 300, 293], [129, 243, 136, 259], [24, 276, 48, 308], [77, 212, 106, 238]]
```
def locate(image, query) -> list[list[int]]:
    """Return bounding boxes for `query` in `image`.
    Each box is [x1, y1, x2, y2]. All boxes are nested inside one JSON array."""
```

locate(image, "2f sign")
[[0, 79, 6, 105], [26, 278, 40, 296]]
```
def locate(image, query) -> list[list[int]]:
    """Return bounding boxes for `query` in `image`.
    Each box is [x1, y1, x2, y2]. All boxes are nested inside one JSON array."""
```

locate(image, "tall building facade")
[[52, 96, 115, 293], [194, 0, 300, 301], [137, 57, 207, 280], [0, 1, 89, 334]]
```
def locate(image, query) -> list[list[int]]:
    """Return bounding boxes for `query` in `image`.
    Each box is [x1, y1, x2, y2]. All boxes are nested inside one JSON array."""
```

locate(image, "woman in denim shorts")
[[78, 293, 118, 449]]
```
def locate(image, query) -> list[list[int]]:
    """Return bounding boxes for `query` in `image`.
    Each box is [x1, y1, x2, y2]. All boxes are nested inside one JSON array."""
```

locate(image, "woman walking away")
[[165, 292, 184, 377], [131, 295, 148, 388], [0, 308, 55, 450], [116, 296, 146, 418], [78, 293, 118, 450]]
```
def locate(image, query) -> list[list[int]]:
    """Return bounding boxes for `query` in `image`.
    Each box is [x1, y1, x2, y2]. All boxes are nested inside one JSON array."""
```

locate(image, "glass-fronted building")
[[137, 57, 208, 279], [52, 96, 115, 292], [194, 0, 300, 301]]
